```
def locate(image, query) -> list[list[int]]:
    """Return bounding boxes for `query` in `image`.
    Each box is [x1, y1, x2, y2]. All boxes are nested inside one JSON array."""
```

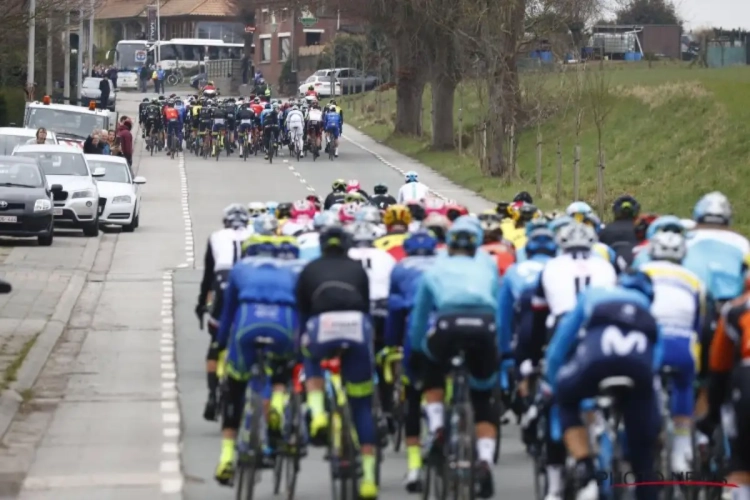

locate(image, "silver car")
[[81, 77, 116, 112], [12, 144, 105, 237]]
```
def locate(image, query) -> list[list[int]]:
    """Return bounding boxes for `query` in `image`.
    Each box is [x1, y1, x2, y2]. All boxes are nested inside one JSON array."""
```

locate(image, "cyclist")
[[323, 104, 342, 157], [223, 98, 237, 152], [638, 230, 704, 473], [530, 222, 617, 499], [209, 99, 228, 153], [286, 104, 305, 155], [295, 224, 379, 499], [546, 270, 662, 500], [599, 194, 640, 267], [138, 97, 150, 135], [304, 84, 319, 101], [397, 171, 429, 204], [261, 103, 281, 160], [144, 99, 162, 144], [163, 100, 182, 153], [235, 102, 255, 155], [374, 204, 413, 262], [385, 229, 439, 492], [370, 183, 397, 210], [195, 204, 252, 421], [213, 235, 301, 485], [478, 210, 516, 275], [323, 179, 347, 209], [408, 216, 502, 498], [422, 213, 451, 246], [281, 200, 316, 237], [247, 201, 266, 218], [305, 101, 324, 155], [202, 80, 217, 98]]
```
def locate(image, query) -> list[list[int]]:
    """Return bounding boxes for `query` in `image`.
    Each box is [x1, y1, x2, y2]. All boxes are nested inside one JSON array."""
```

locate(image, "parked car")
[[84, 155, 145, 232], [80, 77, 116, 111], [0, 127, 58, 154], [0, 155, 57, 245], [298, 72, 342, 98], [12, 144, 105, 237]]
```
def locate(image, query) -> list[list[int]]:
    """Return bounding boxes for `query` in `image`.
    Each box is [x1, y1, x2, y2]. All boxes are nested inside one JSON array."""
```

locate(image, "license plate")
[[0, 216, 17, 223], [53, 208, 63, 216]]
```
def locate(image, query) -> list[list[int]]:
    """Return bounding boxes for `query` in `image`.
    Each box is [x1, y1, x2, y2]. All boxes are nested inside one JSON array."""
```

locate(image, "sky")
[[677, 0, 750, 30]]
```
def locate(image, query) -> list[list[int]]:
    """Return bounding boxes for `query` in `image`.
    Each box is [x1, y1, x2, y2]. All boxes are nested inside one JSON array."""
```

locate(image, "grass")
[[1, 334, 40, 392], [342, 61, 750, 233]]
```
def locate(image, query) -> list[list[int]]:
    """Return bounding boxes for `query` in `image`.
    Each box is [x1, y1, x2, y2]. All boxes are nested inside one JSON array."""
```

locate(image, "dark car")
[[0, 156, 60, 246]]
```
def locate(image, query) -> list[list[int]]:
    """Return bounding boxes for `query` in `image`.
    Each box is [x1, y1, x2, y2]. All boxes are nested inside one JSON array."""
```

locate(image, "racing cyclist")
[[323, 104, 342, 157], [236, 102, 256, 156], [163, 100, 183, 153], [370, 183, 397, 210], [261, 103, 281, 160], [324, 179, 348, 209], [397, 171, 429, 204], [374, 204, 413, 262], [286, 104, 305, 156]]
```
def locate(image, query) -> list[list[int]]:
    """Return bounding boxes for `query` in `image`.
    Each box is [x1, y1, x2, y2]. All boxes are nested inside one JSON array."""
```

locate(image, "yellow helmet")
[[383, 204, 412, 227]]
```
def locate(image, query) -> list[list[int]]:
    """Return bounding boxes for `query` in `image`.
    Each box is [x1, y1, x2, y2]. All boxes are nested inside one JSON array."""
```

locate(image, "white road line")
[[343, 134, 448, 201], [284, 160, 317, 193], [160, 271, 184, 495], [178, 153, 196, 267]]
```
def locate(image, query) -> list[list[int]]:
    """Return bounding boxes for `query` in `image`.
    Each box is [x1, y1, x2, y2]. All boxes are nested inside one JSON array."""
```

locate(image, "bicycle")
[[166, 69, 184, 86], [422, 349, 476, 500], [326, 132, 335, 161], [239, 129, 251, 161], [378, 347, 405, 452], [272, 361, 306, 499], [291, 130, 303, 162], [202, 132, 213, 160]]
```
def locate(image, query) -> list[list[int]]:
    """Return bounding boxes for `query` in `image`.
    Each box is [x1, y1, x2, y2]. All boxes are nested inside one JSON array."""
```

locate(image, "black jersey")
[[295, 254, 370, 321]]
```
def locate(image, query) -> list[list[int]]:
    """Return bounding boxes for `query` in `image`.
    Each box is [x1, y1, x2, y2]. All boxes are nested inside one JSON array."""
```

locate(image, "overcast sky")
[[678, 0, 750, 30]]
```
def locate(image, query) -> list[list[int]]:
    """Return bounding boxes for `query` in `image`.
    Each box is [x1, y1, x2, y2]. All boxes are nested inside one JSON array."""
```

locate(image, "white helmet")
[[247, 201, 266, 217], [356, 205, 382, 224], [555, 222, 597, 251], [346, 221, 378, 246], [649, 231, 686, 262]]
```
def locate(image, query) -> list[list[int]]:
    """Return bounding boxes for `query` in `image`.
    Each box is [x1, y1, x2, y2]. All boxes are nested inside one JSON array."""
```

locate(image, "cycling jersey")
[[374, 232, 408, 262], [711, 292, 750, 371], [348, 246, 396, 303], [397, 182, 430, 204], [684, 227, 750, 301], [165, 108, 179, 121]]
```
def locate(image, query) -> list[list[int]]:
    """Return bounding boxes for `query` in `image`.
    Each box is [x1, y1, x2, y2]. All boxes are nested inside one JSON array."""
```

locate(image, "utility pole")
[[64, 11, 71, 103], [77, 7, 84, 102], [46, 17, 53, 95], [88, 0, 95, 76], [27, 0, 37, 95], [156, 0, 162, 62]]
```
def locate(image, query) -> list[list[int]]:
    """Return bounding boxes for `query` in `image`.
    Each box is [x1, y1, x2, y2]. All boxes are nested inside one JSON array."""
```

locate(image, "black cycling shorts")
[[209, 270, 231, 325], [729, 364, 750, 473]]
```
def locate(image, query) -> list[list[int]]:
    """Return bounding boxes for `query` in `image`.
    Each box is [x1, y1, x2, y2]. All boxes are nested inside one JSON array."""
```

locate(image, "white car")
[[0, 127, 58, 154], [298, 72, 342, 98], [12, 144, 105, 237], [84, 155, 145, 232]]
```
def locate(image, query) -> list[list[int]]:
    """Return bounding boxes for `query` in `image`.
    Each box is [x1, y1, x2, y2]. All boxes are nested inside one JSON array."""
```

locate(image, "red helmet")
[[346, 179, 361, 193], [338, 203, 358, 223], [306, 194, 322, 211], [423, 197, 447, 217], [445, 202, 468, 222], [291, 200, 316, 220]]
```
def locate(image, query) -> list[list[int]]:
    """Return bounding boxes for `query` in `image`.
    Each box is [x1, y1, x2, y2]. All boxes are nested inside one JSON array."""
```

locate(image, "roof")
[[159, 0, 233, 16], [190, 0, 234, 16], [27, 103, 109, 117], [97, 0, 149, 20]]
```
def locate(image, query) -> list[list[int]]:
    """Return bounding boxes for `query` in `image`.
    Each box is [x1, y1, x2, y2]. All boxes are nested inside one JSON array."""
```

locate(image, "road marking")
[[160, 270, 184, 495], [178, 153, 195, 267], [284, 159, 317, 193], [343, 134, 448, 201]]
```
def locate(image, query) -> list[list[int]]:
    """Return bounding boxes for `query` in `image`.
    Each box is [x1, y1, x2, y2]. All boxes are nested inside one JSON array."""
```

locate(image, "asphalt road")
[[173, 120, 536, 499]]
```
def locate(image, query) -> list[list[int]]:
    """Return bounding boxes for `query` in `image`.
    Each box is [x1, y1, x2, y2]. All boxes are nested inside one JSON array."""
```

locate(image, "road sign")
[[298, 15, 317, 27], [135, 50, 147, 63]]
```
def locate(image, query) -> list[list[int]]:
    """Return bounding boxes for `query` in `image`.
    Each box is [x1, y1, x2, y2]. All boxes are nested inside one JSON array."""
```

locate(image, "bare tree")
[[585, 65, 614, 214]]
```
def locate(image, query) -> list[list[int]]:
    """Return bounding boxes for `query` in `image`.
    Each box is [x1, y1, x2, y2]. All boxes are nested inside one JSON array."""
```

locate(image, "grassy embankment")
[[342, 63, 750, 232]]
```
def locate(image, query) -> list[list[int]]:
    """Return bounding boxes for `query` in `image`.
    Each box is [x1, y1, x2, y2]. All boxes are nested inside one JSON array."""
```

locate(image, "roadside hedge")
[[0, 88, 26, 127]]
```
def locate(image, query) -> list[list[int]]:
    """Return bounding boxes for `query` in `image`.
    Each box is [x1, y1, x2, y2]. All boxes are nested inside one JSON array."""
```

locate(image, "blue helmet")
[[313, 211, 339, 230], [446, 216, 482, 250], [403, 229, 438, 256], [646, 215, 684, 240], [525, 223, 557, 257], [253, 214, 278, 235], [404, 171, 419, 183], [618, 270, 654, 302], [693, 192, 731, 226], [549, 215, 573, 234], [566, 201, 594, 218]]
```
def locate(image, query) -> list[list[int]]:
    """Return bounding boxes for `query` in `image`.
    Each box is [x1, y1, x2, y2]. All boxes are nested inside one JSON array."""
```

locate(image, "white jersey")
[[287, 109, 304, 126], [307, 109, 323, 123], [397, 182, 430, 204], [348, 246, 396, 301], [532, 251, 617, 319], [209, 227, 253, 272], [640, 260, 704, 338], [281, 218, 312, 236], [407, 221, 421, 233], [374, 224, 387, 238]]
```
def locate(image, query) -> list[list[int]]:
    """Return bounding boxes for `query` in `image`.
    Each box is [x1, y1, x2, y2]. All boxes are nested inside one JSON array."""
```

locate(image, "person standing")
[[139, 66, 150, 92], [98, 76, 111, 110], [117, 119, 134, 169], [83, 132, 104, 154]]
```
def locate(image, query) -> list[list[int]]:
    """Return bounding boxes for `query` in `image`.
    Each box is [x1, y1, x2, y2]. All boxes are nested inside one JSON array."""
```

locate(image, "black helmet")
[[612, 194, 640, 219], [373, 184, 388, 195], [142, 98, 150, 102], [319, 225, 350, 252], [513, 191, 533, 204], [276, 202, 293, 219]]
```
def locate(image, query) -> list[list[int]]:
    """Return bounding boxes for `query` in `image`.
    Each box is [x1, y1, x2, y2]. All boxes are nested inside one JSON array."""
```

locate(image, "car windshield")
[[26, 108, 105, 140], [14, 152, 89, 176], [0, 134, 54, 155], [0, 160, 43, 187], [83, 78, 101, 89], [86, 160, 130, 183]]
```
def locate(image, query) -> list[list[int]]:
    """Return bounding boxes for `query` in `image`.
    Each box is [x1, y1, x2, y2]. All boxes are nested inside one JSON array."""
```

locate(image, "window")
[[279, 36, 290, 61], [279, 8, 289, 21], [305, 32, 322, 46], [261, 38, 272, 62], [261, 10, 270, 24]]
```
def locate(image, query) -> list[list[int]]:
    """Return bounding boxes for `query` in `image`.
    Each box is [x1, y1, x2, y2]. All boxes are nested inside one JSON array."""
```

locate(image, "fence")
[[205, 59, 244, 94], [706, 43, 747, 68]]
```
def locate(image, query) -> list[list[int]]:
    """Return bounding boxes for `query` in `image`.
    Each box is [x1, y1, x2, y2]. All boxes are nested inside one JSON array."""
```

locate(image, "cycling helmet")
[[338, 203, 358, 223], [344, 192, 366, 204], [513, 191, 533, 204], [646, 215, 684, 240], [222, 203, 247, 227], [355, 205, 382, 224], [423, 198, 447, 216], [319, 225, 351, 252], [422, 213, 451, 242], [291, 200, 316, 220], [265, 201, 278, 214], [406, 201, 426, 222], [383, 204, 412, 227], [225, 207, 249, 228], [331, 179, 346, 192], [618, 269, 655, 303], [403, 229, 438, 256], [565, 201, 594, 218], [275, 202, 293, 219], [253, 214, 279, 235], [346, 180, 361, 193], [264, 103, 271, 110], [446, 216, 483, 250], [247, 201, 266, 217], [330, 99, 336, 106], [373, 184, 388, 195], [693, 191, 731, 226], [555, 222, 596, 251], [313, 211, 339, 230], [329, 105, 337, 112], [525, 224, 557, 257], [612, 194, 640, 219], [305, 194, 322, 211], [496, 201, 511, 218], [142, 98, 150, 102], [445, 203, 469, 222], [478, 210, 502, 240], [549, 215, 573, 234], [308, 85, 314, 91], [243, 234, 278, 257], [649, 231, 686, 263], [404, 171, 419, 183], [347, 222, 378, 247]]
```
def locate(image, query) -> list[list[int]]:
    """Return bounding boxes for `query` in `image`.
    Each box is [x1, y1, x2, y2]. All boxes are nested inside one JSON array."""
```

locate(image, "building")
[[591, 24, 682, 59], [94, 0, 244, 50]]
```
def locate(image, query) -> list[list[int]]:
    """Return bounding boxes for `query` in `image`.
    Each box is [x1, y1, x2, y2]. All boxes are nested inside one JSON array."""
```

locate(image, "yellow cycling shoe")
[[309, 413, 329, 446], [214, 459, 234, 486], [359, 479, 378, 499]]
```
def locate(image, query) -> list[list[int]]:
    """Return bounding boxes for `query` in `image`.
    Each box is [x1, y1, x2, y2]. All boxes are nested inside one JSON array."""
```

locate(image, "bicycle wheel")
[[447, 403, 476, 500], [329, 137, 335, 161], [391, 363, 405, 453], [167, 74, 178, 86], [284, 390, 303, 499], [268, 142, 275, 164], [235, 392, 263, 500]]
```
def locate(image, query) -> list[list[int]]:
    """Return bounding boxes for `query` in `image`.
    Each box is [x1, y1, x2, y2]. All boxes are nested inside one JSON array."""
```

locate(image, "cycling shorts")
[[325, 124, 340, 139]]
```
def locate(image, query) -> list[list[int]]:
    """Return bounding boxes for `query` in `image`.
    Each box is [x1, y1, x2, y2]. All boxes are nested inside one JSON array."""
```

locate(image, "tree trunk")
[[393, 35, 427, 136], [431, 77, 456, 150]]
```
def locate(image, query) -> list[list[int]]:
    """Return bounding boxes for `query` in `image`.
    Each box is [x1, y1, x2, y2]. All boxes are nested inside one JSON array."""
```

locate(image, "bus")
[[112, 38, 243, 89]]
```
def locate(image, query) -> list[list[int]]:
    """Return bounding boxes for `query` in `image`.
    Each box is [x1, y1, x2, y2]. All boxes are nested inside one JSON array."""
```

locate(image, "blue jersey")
[[683, 228, 749, 301], [260, 109, 273, 126], [545, 287, 663, 391], [385, 255, 436, 347], [216, 257, 299, 349], [324, 111, 341, 130], [408, 254, 501, 353], [437, 247, 498, 275], [498, 255, 550, 353]]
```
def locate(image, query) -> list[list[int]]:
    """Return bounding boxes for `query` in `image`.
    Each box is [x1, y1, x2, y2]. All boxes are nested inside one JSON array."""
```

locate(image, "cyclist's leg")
[[661, 334, 697, 472], [204, 271, 228, 419], [216, 373, 246, 483]]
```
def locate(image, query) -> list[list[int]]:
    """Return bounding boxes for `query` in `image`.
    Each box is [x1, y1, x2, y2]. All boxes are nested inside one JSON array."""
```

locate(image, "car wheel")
[[37, 230, 53, 246], [82, 219, 99, 237]]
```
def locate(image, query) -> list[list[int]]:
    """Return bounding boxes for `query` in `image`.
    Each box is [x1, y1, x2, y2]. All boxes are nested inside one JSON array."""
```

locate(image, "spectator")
[[107, 66, 119, 90], [26, 127, 47, 144], [99, 76, 111, 110], [83, 132, 104, 154], [100, 129, 111, 155], [110, 136, 124, 158], [117, 119, 134, 168], [139, 66, 150, 92]]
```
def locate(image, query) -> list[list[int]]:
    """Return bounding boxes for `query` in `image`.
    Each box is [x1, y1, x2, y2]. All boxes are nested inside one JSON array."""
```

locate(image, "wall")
[[640, 25, 681, 59], [707, 44, 748, 68]]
